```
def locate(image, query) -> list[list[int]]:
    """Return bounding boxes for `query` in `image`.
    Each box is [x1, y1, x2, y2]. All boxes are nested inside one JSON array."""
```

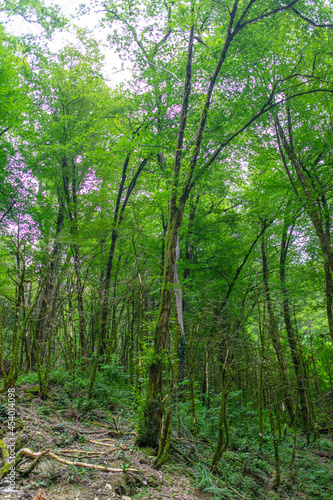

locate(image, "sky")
[[1, 0, 130, 86]]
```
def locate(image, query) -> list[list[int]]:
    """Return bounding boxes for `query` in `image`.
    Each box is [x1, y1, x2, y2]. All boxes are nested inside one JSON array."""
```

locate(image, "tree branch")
[[292, 7, 333, 28]]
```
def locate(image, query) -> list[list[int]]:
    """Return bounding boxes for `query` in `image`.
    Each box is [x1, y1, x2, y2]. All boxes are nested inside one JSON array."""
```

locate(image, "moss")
[[0, 461, 11, 480], [140, 447, 156, 457]]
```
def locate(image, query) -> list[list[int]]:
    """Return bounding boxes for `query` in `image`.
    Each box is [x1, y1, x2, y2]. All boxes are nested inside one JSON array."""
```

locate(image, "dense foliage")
[[1, 0, 333, 497]]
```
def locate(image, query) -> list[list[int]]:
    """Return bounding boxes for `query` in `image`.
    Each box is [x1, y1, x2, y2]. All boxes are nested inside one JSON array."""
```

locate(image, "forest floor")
[[0, 376, 333, 500], [0, 383, 210, 500]]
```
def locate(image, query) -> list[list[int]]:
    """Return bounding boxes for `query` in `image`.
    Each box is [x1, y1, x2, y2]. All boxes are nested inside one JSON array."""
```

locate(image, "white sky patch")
[[0, 0, 131, 87]]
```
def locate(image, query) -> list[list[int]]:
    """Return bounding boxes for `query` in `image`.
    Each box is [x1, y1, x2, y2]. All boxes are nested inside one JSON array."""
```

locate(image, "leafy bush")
[[17, 371, 39, 385], [100, 354, 130, 386]]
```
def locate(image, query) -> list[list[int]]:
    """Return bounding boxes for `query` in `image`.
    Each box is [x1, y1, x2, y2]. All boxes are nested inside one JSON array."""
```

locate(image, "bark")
[[277, 114, 333, 342], [100, 227, 119, 355], [72, 245, 86, 359], [137, 15, 195, 449], [322, 193, 333, 342], [32, 197, 65, 368], [202, 342, 210, 408], [184, 192, 199, 281], [280, 215, 311, 432], [139, 0, 300, 452], [258, 303, 264, 450], [88, 157, 147, 397], [4, 270, 49, 390], [310, 337, 333, 443], [265, 366, 281, 490], [174, 234, 186, 384], [276, 113, 333, 272], [68, 159, 87, 360], [212, 350, 233, 469], [99, 157, 147, 356], [188, 327, 198, 439], [220, 221, 272, 313], [262, 230, 294, 422], [137, 205, 185, 449]]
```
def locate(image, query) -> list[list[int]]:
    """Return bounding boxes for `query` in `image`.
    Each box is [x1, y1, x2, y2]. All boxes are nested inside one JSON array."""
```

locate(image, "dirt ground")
[[0, 386, 210, 500]]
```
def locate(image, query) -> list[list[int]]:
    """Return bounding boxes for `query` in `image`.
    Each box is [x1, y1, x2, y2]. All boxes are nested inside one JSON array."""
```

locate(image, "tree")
[[99, 0, 333, 457]]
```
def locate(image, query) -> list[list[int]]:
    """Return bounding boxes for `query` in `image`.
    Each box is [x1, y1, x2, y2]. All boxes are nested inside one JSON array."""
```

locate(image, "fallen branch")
[[21, 451, 48, 478], [59, 449, 107, 455], [59, 451, 106, 458], [79, 430, 109, 435], [318, 426, 333, 435], [93, 438, 116, 442], [170, 443, 195, 464], [86, 439, 121, 451], [108, 430, 135, 438], [1, 448, 139, 479]]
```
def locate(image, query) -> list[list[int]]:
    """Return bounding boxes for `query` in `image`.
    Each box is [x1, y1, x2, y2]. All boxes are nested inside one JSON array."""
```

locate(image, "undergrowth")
[[16, 357, 134, 416], [14, 370, 333, 500]]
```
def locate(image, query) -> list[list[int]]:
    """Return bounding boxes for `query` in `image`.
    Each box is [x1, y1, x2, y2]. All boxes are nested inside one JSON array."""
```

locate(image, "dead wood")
[[59, 449, 106, 455], [93, 438, 116, 442], [21, 450, 48, 478], [170, 443, 195, 464], [310, 450, 333, 459], [318, 426, 333, 435], [86, 439, 120, 451], [32, 489, 47, 500], [1, 447, 139, 479]]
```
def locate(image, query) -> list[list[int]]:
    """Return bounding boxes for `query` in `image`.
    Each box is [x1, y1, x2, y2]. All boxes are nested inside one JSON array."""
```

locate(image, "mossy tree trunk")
[[4, 270, 49, 390], [262, 229, 294, 422], [276, 111, 333, 276], [265, 365, 281, 490], [280, 211, 312, 434], [212, 349, 233, 470]]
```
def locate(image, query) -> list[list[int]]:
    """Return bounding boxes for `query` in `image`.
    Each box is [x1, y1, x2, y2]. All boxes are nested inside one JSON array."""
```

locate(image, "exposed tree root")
[[59, 449, 107, 455], [0, 447, 139, 479], [93, 438, 117, 442], [86, 438, 121, 450], [21, 451, 48, 478]]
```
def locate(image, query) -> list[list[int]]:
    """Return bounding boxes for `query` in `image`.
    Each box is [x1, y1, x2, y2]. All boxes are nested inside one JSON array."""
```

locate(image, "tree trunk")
[[280, 215, 311, 432], [32, 199, 65, 368], [276, 113, 333, 273], [212, 349, 233, 469], [262, 230, 294, 422]]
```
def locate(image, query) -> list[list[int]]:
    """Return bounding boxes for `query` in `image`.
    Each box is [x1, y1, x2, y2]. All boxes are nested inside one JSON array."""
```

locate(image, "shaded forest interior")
[[1, 0, 333, 498]]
